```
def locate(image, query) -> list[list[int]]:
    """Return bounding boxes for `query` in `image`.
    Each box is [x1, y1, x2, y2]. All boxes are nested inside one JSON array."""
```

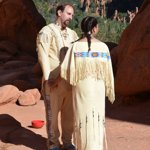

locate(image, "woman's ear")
[[92, 26, 96, 34], [92, 25, 99, 34]]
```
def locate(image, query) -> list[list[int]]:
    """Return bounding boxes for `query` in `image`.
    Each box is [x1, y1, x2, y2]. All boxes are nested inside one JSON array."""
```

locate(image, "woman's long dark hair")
[[81, 16, 98, 52]]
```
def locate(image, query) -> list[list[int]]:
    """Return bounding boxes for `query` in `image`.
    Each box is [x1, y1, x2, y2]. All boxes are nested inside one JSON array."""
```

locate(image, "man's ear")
[[57, 10, 62, 17]]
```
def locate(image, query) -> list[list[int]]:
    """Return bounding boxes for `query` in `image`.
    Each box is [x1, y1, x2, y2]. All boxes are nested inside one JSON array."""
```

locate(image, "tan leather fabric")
[[36, 23, 78, 147]]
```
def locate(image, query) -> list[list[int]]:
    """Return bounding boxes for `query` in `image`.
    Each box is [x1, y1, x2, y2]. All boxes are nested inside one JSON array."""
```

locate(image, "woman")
[[61, 16, 115, 150]]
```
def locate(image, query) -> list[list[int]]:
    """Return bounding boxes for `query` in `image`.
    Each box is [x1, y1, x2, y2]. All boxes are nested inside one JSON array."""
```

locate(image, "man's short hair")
[[56, 3, 74, 16]]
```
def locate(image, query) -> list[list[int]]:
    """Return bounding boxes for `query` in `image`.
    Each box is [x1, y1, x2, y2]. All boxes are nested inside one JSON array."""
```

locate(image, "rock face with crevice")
[[111, 0, 150, 97], [0, 0, 46, 90]]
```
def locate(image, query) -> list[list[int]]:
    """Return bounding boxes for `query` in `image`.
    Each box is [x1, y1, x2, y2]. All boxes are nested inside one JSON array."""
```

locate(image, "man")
[[36, 3, 78, 150]]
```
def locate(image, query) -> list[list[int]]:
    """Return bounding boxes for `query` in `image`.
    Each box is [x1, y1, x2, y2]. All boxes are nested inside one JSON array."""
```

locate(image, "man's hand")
[[48, 75, 61, 90]]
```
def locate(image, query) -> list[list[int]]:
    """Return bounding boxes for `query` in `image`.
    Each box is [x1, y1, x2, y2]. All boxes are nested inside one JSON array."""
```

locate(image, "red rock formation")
[[0, 0, 45, 56], [111, 0, 150, 97], [0, 0, 46, 90]]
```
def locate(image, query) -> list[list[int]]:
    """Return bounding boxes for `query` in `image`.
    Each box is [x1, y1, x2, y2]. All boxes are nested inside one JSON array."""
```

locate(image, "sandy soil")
[[0, 99, 150, 150]]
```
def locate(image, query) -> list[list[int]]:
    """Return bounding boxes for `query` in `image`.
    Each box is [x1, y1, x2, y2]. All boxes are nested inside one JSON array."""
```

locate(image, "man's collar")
[[55, 22, 67, 31]]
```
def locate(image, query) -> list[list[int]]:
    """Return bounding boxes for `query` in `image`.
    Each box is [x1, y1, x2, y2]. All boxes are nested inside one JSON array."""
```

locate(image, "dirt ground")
[[0, 98, 150, 150]]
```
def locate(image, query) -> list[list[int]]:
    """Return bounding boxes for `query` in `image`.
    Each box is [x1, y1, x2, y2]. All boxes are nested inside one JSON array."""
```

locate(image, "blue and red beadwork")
[[74, 52, 110, 60]]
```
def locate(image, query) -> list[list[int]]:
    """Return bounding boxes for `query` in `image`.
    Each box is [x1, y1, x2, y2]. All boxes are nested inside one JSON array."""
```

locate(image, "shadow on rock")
[[0, 114, 47, 150]]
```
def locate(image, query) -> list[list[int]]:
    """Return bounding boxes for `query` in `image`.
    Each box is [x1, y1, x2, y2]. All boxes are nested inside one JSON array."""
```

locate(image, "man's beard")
[[63, 20, 70, 27], [61, 20, 71, 29]]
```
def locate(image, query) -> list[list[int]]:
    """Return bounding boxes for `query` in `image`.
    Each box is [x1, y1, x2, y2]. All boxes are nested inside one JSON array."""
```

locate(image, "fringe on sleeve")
[[104, 55, 115, 103], [61, 46, 109, 86]]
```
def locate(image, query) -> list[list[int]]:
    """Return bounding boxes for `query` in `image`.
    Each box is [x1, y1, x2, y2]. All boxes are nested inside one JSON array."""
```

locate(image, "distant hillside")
[[33, 0, 145, 43]]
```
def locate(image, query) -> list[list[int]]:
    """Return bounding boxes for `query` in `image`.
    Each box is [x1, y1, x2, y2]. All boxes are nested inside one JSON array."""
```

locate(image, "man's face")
[[58, 5, 74, 28]]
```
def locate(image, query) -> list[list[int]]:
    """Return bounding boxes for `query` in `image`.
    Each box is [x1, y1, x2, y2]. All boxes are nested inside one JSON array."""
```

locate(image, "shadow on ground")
[[106, 98, 150, 125], [0, 114, 47, 150]]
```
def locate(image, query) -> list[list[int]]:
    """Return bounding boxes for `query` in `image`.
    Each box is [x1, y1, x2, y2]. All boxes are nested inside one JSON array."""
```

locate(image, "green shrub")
[[97, 18, 127, 43], [33, 0, 128, 43]]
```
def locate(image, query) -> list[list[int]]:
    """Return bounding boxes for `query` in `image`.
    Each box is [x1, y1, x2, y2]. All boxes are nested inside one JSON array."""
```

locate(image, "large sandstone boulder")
[[18, 88, 41, 106], [0, 0, 45, 90], [0, 85, 41, 106], [111, 0, 150, 96], [0, 85, 20, 104]]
